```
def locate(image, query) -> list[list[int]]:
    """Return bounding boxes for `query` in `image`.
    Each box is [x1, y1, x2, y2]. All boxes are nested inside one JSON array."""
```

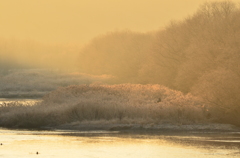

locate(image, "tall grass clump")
[[0, 84, 209, 128]]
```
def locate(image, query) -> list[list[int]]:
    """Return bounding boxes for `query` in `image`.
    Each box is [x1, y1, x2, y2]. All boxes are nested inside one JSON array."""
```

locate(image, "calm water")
[[0, 128, 240, 158]]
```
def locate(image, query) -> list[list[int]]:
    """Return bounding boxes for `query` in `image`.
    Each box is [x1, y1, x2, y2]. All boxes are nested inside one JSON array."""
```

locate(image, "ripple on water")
[[0, 128, 240, 158]]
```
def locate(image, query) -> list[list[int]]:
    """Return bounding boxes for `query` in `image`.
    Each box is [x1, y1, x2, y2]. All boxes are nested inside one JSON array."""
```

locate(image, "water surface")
[[0, 98, 41, 105], [0, 128, 240, 158]]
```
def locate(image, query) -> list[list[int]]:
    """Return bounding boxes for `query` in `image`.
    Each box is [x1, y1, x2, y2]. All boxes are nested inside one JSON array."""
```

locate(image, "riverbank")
[[43, 122, 240, 133], [1, 84, 240, 132]]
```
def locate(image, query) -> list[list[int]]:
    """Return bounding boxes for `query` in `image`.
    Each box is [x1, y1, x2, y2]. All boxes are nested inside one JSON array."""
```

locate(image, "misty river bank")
[[1, 0, 240, 132], [1, 83, 240, 131], [52, 123, 240, 133], [1, 96, 239, 133], [1, 98, 240, 158]]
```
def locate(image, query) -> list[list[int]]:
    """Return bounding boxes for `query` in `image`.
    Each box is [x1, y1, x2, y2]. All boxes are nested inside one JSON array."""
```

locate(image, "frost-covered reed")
[[0, 84, 208, 128]]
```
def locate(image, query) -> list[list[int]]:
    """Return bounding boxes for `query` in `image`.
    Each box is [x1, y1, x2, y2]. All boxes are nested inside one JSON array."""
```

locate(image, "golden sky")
[[0, 0, 238, 44]]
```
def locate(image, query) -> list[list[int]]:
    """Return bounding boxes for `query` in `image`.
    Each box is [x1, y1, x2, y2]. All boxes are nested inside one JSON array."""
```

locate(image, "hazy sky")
[[0, 0, 238, 44]]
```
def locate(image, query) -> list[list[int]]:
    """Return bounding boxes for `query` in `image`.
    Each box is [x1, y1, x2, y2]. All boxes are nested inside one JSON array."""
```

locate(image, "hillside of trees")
[[78, 31, 154, 83], [78, 1, 240, 125]]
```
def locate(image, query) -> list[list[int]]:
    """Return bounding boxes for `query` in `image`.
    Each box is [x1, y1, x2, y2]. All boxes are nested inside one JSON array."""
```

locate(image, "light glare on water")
[[0, 129, 240, 158], [0, 98, 41, 106]]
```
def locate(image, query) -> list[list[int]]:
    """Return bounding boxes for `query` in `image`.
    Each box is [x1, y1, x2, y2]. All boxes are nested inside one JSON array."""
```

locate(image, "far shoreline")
[[3, 123, 239, 134]]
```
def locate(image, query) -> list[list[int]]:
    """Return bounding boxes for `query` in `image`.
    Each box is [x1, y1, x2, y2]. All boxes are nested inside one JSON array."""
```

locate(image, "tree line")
[[78, 1, 240, 125]]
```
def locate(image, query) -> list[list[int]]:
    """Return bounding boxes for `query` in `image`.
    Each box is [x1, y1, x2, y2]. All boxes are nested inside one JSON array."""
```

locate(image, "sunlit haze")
[[0, 0, 236, 44]]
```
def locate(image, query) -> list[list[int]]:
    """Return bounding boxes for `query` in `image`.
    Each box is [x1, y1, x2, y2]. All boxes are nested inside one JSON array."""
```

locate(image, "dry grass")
[[0, 84, 208, 128]]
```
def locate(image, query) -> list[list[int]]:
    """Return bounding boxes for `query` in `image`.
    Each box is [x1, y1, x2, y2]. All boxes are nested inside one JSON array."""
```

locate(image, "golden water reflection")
[[0, 129, 240, 158], [0, 98, 41, 106]]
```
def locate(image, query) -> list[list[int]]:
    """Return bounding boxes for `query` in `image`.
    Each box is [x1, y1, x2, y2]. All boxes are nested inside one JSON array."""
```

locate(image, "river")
[[0, 128, 240, 158]]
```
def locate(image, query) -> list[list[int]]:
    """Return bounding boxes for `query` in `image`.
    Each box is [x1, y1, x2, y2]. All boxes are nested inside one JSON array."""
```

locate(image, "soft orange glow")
[[0, 0, 237, 44]]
